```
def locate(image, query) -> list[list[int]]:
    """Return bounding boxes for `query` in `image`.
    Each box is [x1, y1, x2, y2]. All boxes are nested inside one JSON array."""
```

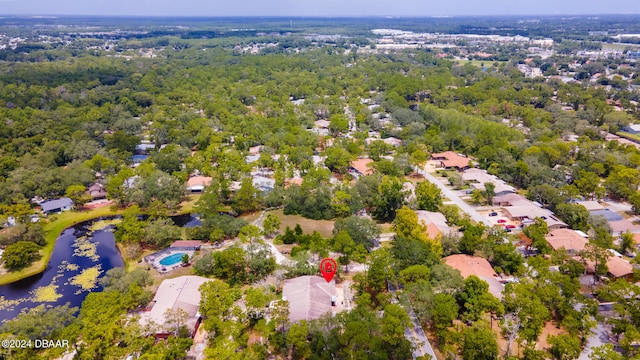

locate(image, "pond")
[[0, 219, 124, 322], [0, 214, 200, 323]]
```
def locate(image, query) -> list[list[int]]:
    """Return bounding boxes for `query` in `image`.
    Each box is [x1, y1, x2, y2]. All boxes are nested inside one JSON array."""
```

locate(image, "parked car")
[[505, 228, 512, 233], [505, 224, 516, 229], [497, 219, 507, 223], [488, 212, 498, 217]]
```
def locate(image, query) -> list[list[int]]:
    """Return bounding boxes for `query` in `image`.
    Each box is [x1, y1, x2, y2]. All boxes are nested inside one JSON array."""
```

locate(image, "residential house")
[[431, 151, 471, 171], [544, 229, 588, 255], [608, 220, 640, 237], [576, 200, 605, 212], [462, 168, 515, 196], [605, 256, 634, 280], [443, 254, 503, 299], [382, 137, 402, 147], [282, 276, 337, 323], [186, 176, 212, 193], [350, 158, 374, 177], [252, 175, 275, 192], [87, 183, 107, 200], [492, 193, 529, 207], [284, 178, 304, 188], [40, 198, 73, 215], [138, 275, 210, 337], [416, 210, 454, 238], [623, 124, 640, 135], [502, 205, 567, 230], [170, 240, 202, 250]]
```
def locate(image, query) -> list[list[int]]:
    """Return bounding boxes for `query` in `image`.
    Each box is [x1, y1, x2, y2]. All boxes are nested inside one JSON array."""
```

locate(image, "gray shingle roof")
[[40, 198, 73, 212]]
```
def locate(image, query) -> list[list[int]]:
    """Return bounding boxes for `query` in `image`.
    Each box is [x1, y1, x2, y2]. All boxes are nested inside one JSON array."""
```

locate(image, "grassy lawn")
[[616, 131, 640, 143], [268, 209, 335, 238], [0, 197, 200, 286]]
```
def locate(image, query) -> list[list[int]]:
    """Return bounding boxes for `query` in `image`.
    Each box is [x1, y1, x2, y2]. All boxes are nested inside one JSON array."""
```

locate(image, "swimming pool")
[[159, 252, 186, 266]]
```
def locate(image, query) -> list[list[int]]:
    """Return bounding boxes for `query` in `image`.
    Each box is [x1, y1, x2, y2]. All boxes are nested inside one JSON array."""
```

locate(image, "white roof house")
[[282, 276, 337, 323], [138, 276, 211, 336]]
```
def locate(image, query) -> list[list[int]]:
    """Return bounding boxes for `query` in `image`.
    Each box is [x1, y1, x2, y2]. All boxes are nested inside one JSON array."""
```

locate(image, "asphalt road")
[[405, 305, 437, 360], [417, 166, 491, 227]]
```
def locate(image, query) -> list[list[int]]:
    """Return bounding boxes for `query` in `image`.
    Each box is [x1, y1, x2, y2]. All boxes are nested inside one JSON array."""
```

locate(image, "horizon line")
[[1, 13, 640, 18]]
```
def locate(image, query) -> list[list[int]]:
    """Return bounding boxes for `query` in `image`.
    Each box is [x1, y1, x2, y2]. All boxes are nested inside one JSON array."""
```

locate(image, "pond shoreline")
[[0, 198, 198, 286]]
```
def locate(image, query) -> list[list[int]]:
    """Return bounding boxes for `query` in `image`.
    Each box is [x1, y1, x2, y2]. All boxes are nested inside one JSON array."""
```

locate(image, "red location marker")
[[320, 258, 337, 283]]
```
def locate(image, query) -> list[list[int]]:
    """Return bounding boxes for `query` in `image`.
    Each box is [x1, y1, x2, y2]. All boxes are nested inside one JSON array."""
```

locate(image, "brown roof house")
[[416, 210, 454, 238], [431, 151, 471, 171], [443, 254, 503, 299], [545, 229, 588, 255], [282, 276, 337, 323], [350, 158, 374, 177], [186, 176, 212, 193], [87, 183, 107, 200], [605, 256, 634, 280]]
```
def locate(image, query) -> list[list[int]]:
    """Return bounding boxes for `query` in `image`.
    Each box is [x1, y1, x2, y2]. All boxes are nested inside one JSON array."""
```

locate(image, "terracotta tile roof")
[[431, 151, 471, 169], [186, 176, 212, 188], [443, 254, 502, 299], [350, 158, 374, 176], [606, 256, 634, 278], [284, 178, 304, 188], [545, 229, 588, 253], [426, 223, 441, 239]]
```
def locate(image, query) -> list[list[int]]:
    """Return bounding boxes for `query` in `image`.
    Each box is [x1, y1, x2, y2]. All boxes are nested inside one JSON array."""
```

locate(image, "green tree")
[[372, 176, 406, 221], [114, 205, 145, 243], [461, 323, 499, 360], [65, 184, 90, 207], [548, 334, 581, 360], [555, 203, 590, 232], [2, 241, 41, 270], [483, 182, 496, 204], [263, 213, 281, 238], [144, 217, 182, 247], [523, 218, 550, 254], [432, 293, 458, 342], [233, 177, 260, 214], [333, 215, 380, 250], [605, 166, 640, 200], [332, 229, 367, 273], [381, 304, 411, 346], [287, 321, 312, 359], [323, 147, 353, 174], [415, 181, 442, 211]]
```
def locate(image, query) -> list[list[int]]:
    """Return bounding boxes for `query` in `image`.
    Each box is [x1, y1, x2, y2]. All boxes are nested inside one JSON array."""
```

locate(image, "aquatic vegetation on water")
[[0, 296, 25, 311], [31, 284, 63, 303], [72, 236, 100, 261], [69, 265, 102, 293], [58, 261, 79, 272], [89, 219, 122, 232]]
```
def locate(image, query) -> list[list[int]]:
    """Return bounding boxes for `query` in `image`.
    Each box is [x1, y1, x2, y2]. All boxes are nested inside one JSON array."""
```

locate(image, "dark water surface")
[[0, 214, 201, 323], [0, 219, 124, 322]]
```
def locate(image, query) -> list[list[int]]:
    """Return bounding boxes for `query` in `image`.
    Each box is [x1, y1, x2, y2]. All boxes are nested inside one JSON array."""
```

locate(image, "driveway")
[[578, 321, 609, 360], [418, 167, 491, 227]]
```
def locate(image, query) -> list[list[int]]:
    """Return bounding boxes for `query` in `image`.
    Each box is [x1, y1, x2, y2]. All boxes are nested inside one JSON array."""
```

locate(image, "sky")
[[0, 0, 639, 17]]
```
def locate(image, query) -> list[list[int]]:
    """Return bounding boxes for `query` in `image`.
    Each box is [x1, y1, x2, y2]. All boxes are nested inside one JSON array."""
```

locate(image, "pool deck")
[[144, 247, 196, 273]]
